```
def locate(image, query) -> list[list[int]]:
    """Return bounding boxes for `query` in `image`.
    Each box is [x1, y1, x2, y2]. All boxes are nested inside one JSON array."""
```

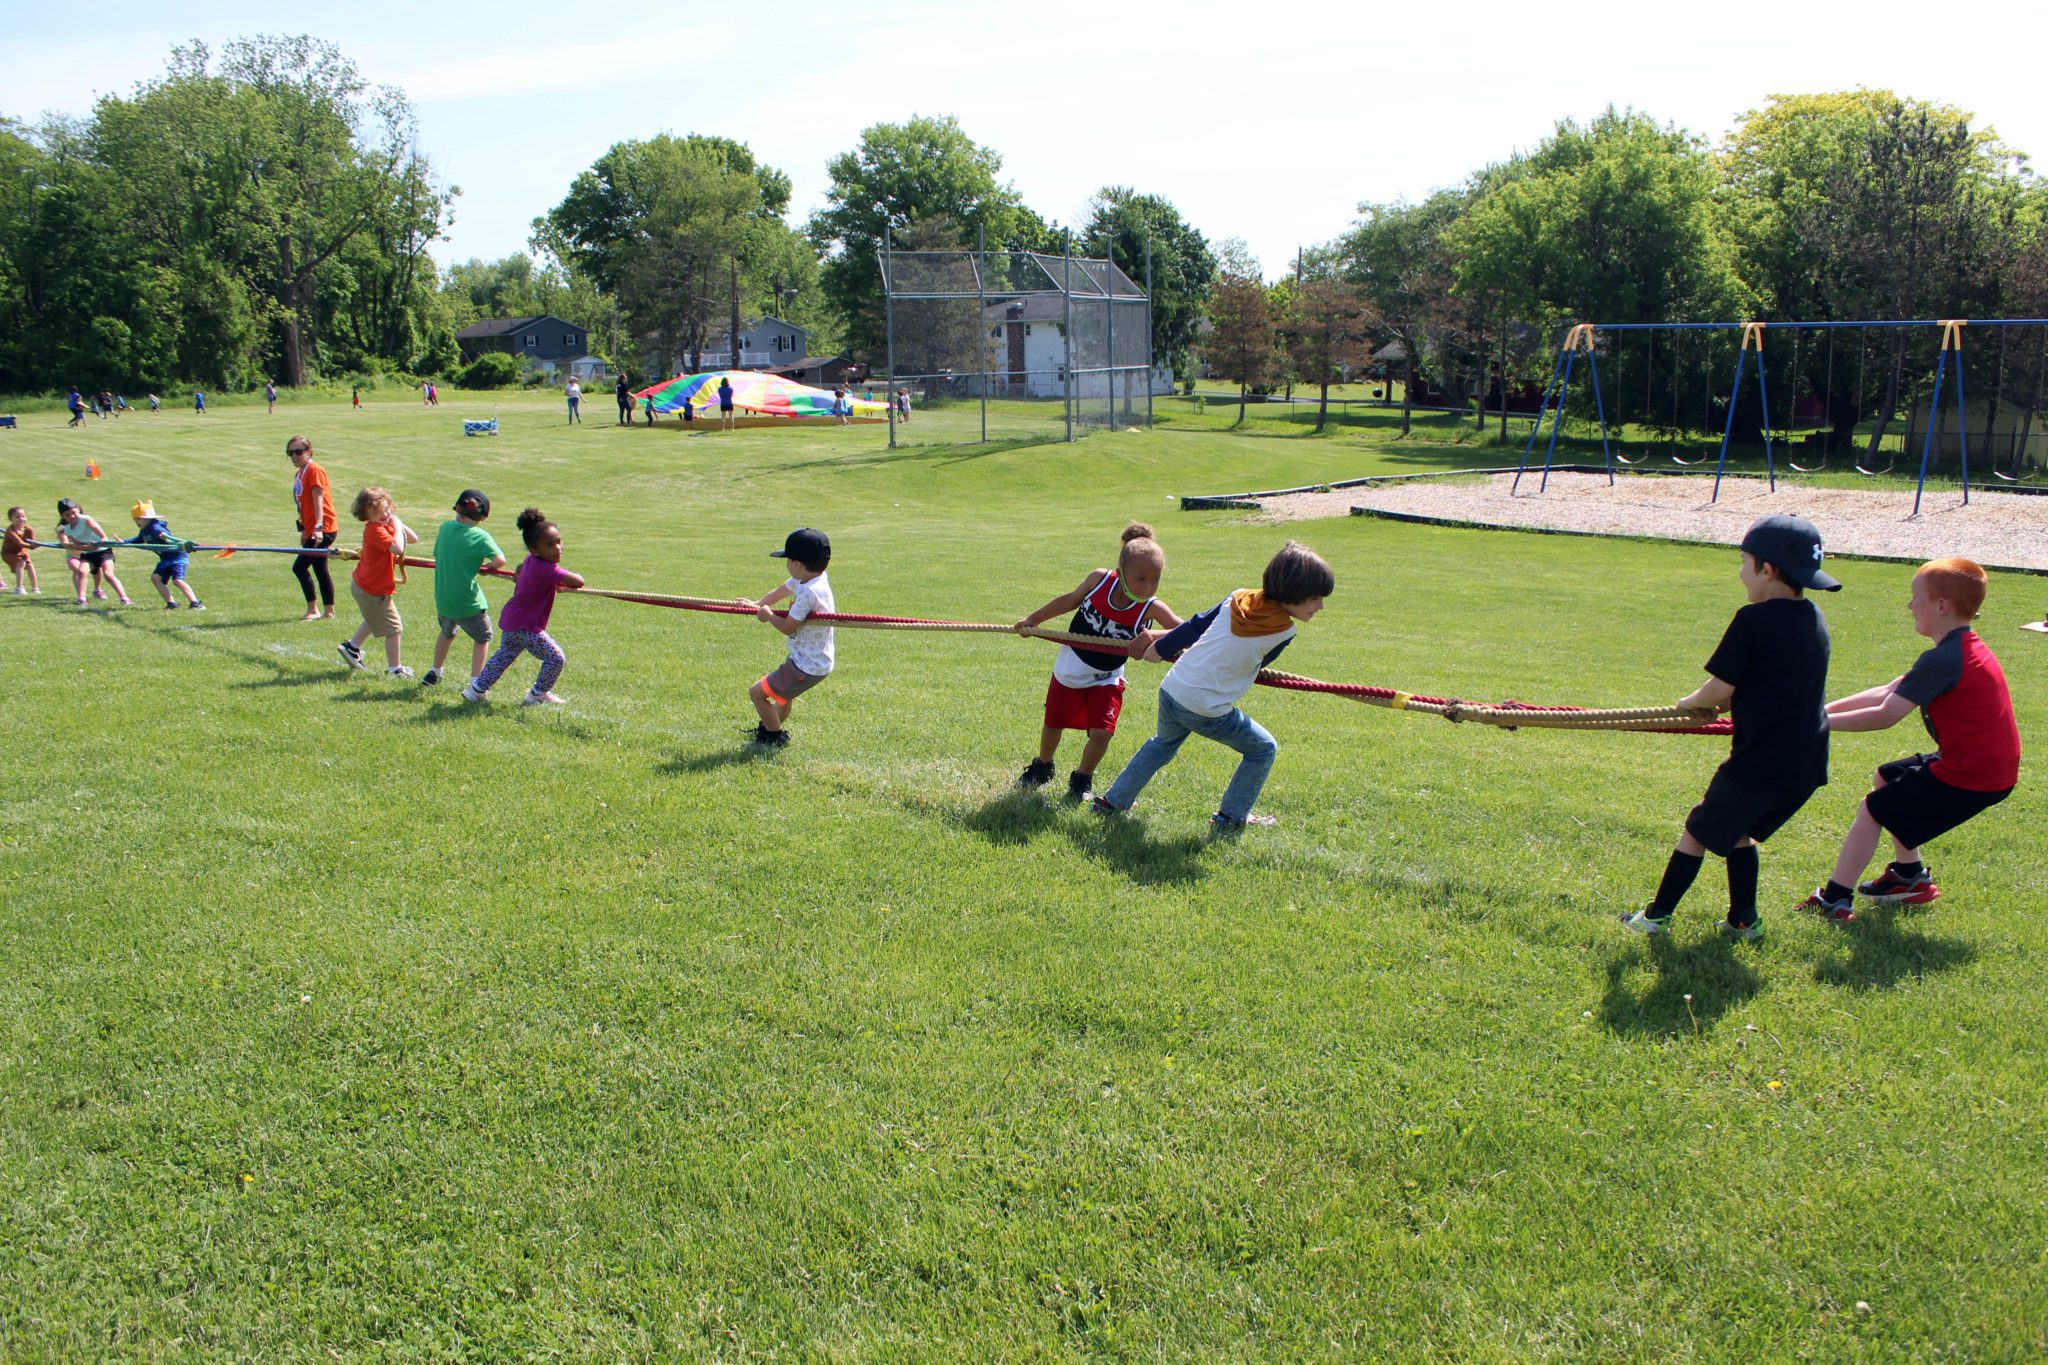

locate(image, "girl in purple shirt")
[[462, 508, 584, 706]]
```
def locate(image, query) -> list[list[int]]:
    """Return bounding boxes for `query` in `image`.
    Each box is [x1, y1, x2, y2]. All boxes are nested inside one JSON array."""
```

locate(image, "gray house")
[[692, 317, 808, 371], [457, 315, 589, 366]]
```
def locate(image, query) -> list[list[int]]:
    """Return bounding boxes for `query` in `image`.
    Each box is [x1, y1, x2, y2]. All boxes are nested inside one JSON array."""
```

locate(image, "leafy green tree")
[[537, 134, 810, 374], [808, 115, 1030, 361], [456, 351, 521, 389], [1450, 107, 1751, 327], [1281, 255, 1379, 432], [1723, 92, 2031, 455], [1082, 187, 1216, 381], [1200, 242, 1279, 426], [1345, 193, 1472, 434]]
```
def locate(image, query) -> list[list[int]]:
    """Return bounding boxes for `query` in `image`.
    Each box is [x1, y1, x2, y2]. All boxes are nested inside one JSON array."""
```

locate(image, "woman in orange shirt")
[[288, 435, 339, 620]]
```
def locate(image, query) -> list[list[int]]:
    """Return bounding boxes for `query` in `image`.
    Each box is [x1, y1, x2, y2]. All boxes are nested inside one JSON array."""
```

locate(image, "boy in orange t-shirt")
[[339, 486, 420, 677]]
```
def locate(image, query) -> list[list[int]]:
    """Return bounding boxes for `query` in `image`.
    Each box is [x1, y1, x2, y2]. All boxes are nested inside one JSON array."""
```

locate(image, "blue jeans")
[[1101, 686, 1277, 822]]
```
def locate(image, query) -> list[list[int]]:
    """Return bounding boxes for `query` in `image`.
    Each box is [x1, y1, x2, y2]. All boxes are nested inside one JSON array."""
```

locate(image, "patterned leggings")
[[474, 629, 564, 697]]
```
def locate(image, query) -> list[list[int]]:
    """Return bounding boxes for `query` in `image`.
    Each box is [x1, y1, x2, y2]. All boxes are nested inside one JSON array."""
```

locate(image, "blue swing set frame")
[[1513, 317, 2048, 516]]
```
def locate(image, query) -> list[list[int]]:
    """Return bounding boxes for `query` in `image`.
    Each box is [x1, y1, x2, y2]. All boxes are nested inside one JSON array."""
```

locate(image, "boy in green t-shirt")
[[424, 489, 507, 687]]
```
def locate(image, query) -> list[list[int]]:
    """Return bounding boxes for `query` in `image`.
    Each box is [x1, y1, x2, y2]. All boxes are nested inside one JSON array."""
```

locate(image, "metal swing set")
[[1513, 317, 2048, 515]]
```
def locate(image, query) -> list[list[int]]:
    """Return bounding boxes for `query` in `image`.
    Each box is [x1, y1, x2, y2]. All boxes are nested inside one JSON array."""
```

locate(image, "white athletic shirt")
[[785, 573, 835, 675]]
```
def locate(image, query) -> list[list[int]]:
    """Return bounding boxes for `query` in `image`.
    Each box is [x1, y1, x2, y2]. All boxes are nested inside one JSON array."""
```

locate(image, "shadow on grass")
[[407, 699, 494, 724], [1601, 932, 1763, 1038], [959, 789, 1068, 846], [1075, 817, 1212, 887], [1811, 908, 1976, 992], [329, 684, 424, 704], [91, 606, 332, 688], [769, 433, 1062, 474], [656, 742, 776, 776], [908, 789, 1211, 886]]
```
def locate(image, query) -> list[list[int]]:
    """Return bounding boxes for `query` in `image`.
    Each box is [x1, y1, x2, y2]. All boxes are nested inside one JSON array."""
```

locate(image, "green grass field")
[[3, 393, 2043, 1359]]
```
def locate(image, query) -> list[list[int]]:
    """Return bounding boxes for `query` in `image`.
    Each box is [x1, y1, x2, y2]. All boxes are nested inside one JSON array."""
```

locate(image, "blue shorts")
[[153, 557, 189, 582]]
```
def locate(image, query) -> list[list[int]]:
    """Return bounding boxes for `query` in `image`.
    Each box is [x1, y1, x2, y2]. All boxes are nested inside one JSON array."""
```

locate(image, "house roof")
[[771, 355, 853, 373], [705, 315, 806, 340], [983, 297, 1067, 323], [456, 315, 584, 340]]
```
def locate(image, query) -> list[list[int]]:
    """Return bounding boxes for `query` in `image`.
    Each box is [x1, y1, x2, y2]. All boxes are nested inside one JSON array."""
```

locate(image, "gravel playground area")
[[1250, 471, 2048, 573]]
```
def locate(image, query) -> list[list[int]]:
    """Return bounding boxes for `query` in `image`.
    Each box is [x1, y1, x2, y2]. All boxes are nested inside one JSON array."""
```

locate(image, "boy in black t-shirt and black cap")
[[1623, 514, 1840, 941]]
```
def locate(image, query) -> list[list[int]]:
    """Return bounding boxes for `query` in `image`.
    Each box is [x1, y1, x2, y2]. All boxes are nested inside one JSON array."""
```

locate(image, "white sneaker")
[[386, 665, 416, 679], [460, 684, 487, 704], [521, 691, 565, 706], [1620, 909, 1671, 935]]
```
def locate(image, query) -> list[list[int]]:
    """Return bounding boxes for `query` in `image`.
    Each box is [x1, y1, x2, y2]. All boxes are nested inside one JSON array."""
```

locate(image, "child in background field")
[[4, 507, 38, 594], [462, 509, 583, 706], [425, 489, 507, 688], [643, 393, 656, 426], [1799, 557, 2020, 922], [1014, 522, 1180, 802], [339, 486, 419, 678], [741, 527, 834, 747], [147, 393, 160, 414], [194, 389, 206, 415], [53, 498, 130, 606], [1623, 515, 1839, 941], [127, 500, 203, 610], [1095, 540, 1332, 832]]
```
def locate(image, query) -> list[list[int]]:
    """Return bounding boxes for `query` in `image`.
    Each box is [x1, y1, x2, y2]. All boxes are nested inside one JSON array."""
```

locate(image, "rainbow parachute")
[[632, 370, 887, 420]]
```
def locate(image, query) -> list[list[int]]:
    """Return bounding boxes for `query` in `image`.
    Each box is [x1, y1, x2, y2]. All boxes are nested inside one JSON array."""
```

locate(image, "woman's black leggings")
[[294, 531, 337, 606]]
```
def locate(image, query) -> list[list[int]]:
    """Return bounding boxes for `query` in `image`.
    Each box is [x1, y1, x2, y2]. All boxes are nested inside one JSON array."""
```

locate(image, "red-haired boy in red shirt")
[[1803, 557, 2021, 921]]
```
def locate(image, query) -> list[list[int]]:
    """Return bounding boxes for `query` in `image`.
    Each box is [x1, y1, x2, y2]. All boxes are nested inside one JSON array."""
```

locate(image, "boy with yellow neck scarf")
[[1094, 541, 1333, 832]]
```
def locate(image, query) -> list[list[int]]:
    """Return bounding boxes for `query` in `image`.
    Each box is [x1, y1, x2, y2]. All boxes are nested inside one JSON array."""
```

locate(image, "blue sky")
[[10, 0, 2045, 280]]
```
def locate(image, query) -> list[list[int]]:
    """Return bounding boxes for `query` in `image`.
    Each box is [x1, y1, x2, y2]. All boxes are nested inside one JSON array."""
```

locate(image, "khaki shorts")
[[351, 581, 402, 637], [760, 659, 826, 705]]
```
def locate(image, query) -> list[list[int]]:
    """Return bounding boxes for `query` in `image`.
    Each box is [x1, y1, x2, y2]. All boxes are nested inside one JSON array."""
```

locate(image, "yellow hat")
[[131, 500, 156, 520]]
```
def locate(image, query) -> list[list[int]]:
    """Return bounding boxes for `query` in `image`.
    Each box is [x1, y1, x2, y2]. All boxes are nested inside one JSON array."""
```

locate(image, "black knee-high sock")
[[1648, 850, 1704, 917], [1725, 846, 1759, 926]]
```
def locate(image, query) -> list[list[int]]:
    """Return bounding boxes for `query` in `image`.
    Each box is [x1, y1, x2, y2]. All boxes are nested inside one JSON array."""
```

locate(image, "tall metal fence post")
[[1105, 239, 1116, 429], [977, 223, 987, 445], [884, 219, 896, 450], [1144, 237, 1154, 429], [1063, 231, 1074, 443]]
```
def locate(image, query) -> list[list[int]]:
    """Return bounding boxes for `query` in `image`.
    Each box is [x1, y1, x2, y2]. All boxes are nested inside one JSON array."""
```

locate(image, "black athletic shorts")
[[1864, 753, 2012, 852], [1685, 768, 1820, 856]]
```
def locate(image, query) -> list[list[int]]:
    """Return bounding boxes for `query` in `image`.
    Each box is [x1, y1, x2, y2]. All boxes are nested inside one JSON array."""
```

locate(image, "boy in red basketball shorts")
[[1013, 522, 1180, 802], [1800, 557, 2020, 922]]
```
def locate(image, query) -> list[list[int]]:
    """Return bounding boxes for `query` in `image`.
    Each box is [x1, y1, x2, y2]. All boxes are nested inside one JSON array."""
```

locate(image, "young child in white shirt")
[[740, 527, 835, 748]]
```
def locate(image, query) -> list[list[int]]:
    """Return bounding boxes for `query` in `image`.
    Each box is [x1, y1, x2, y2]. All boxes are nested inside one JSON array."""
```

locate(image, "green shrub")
[[456, 352, 521, 390]]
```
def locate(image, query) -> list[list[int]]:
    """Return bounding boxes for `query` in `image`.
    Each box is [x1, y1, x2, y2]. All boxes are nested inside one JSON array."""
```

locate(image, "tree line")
[[5, 42, 2044, 423], [1243, 95, 2048, 447]]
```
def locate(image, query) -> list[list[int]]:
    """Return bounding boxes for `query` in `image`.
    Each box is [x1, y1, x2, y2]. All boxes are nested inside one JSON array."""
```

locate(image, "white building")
[[981, 297, 1174, 399]]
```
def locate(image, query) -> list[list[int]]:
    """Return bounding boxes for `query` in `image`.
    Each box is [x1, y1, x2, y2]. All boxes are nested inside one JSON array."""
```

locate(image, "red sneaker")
[[1856, 866, 1941, 905], [1797, 890, 1856, 925]]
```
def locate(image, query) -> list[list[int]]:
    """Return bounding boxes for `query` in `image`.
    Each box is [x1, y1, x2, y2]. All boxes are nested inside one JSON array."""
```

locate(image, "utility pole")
[[729, 261, 742, 371], [884, 217, 897, 449]]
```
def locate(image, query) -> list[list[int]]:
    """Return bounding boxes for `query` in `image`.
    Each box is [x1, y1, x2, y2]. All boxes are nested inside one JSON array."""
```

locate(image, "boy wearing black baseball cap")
[[1623, 514, 1840, 940], [740, 527, 834, 746], [424, 489, 506, 687]]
